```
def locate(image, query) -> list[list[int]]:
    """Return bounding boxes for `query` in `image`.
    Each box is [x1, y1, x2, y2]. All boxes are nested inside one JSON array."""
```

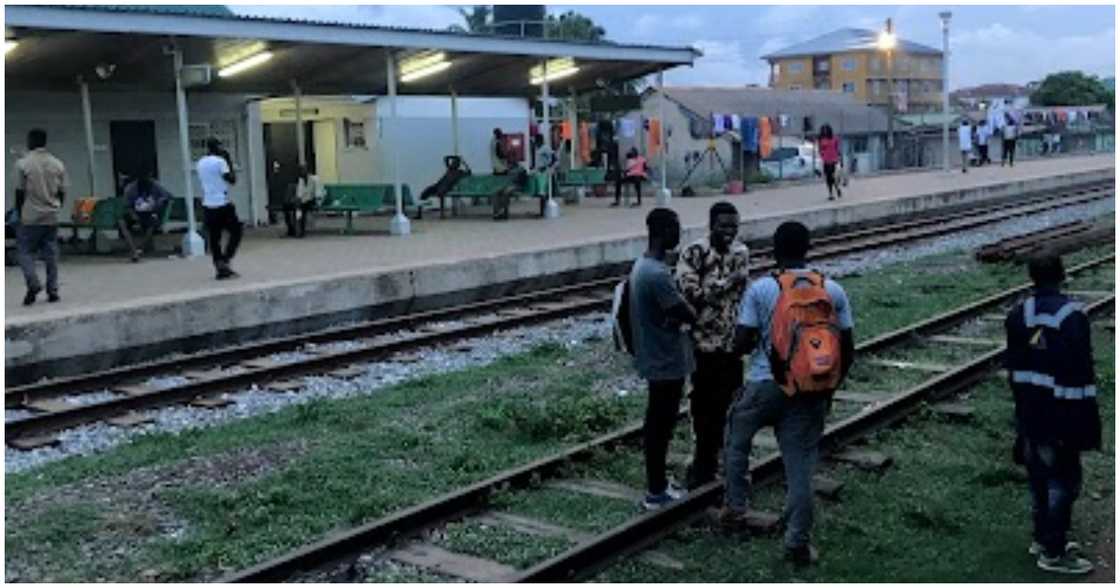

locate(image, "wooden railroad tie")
[[543, 478, 644, 502], [266, 380, 305, 394], [113, 383, 155, 397], [106, 412, 156, 428], [927, 335, 1003, 348], [864, 358, 952, 374], [328, 366, 367, 379], [930, 402, 975, 421], [8, 434, 61, 451], [387, 543, 516, 583], [1066, 290, 1115, 299], [190, 395, 233, 409], [181, 368, 226, 381], [812, 475, 845, 500], [240, 357, 281, 370], [833, 391, 888, 404], [706, 508, 782, 534], [23, 398, 75, 413], [830, 448, 893, 471]]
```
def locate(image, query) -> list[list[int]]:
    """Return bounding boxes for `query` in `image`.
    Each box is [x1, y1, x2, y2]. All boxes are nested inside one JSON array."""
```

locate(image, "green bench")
[[558, 167, 607, 189], [58, 198, 176, 254], [319, 183, 419, 234], [441, 172, 549, 218]]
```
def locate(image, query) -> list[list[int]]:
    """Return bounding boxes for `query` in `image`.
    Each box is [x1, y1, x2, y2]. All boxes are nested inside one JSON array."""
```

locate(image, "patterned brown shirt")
[[676, 236, 750, 353]]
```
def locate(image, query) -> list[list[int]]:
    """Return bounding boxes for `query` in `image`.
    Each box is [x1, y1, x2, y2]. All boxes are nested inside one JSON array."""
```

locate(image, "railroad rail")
[[5, 182, 1112, 446], [220, 254, 1113, 583]]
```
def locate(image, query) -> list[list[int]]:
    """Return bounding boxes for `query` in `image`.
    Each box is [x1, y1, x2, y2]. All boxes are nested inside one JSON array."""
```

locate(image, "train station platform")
[[5, 154, 1115, 383]]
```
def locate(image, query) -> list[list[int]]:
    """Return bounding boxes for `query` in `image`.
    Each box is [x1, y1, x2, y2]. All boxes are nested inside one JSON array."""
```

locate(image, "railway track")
[[220, 254, 1114, 583], [4, 181, 1112, 447]]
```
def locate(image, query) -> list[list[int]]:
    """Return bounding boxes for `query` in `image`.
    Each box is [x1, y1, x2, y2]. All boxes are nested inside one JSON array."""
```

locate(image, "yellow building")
[[762, 28, 944, 114]]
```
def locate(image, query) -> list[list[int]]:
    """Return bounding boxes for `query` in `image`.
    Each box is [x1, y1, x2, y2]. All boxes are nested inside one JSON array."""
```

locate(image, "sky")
[[228, 4, 1116, 91]]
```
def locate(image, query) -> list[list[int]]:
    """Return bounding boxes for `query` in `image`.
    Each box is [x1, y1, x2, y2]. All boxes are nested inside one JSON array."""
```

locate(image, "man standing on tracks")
[[1005, 255, 1100, 575], [719, 221, 854, 566], [630, 207, 697, 510], [676, 201, 750, 490]]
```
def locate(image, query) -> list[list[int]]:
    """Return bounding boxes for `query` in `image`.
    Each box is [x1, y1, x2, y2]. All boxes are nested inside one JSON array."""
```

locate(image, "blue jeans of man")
[[17, 224, 59, 295], [1024, 439, 1082, 558], [723, 379, 827, 549]]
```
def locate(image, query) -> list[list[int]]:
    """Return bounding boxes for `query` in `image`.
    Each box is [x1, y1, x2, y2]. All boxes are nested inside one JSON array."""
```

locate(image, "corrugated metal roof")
[[58, 5, 699, 55], [652, 86, 890, 135], [761, 28, 941, 59]]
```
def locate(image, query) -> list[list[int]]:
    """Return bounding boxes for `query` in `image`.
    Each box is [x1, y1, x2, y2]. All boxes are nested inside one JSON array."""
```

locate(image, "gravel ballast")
[[5, 201, 1112, 474]]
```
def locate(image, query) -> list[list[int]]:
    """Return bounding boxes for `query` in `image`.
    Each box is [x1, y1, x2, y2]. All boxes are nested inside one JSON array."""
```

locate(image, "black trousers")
[[1024, 440, 1083, 557], [645, 378, 685, 495], [688, 351, 744, 487], [979, 144, 991, 165], [1002, 139, 1018, 166], [283, 201, 314, 237], [203, 203, 242, 268], [615, 176, 643, 205]]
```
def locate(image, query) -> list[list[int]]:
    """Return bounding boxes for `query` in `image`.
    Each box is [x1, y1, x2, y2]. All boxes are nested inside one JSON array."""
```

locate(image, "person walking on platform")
[[676, 201, 750, 490], [817, 124, 842, 201], [719, 221, 855, 566], [1005, 255, 1100, 575], [197, 137, 241, 280], [119, 170, 172, 262], [958, 119, 973, 173], [629, 208, 697, 510], [13, 128, 67, 306], [976, 120, 992, 166]]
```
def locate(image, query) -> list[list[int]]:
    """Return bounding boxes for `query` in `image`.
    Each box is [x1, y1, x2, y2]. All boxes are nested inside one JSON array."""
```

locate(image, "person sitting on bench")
[[421, 155, 472, 202], [613, 147, 648, 208], [118, 171, 171, 262], [283, 165, 324, 238]]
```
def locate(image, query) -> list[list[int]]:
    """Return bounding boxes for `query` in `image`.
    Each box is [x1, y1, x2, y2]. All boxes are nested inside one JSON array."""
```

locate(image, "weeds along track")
[[221, 255, 1113, 582], [5, 182, 1112, 447]]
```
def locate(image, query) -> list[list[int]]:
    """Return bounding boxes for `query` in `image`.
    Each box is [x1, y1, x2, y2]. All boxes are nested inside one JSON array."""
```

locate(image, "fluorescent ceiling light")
[[218, 51, 273, 78], [399, 51, 451, 83], [530, 58, 579, 84], [5, 40, 18, 55], [401, 61, 452, 83]]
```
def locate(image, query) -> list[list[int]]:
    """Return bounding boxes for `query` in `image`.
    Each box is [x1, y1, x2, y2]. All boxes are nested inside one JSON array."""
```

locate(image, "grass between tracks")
[[4, 243, 1114, 582]]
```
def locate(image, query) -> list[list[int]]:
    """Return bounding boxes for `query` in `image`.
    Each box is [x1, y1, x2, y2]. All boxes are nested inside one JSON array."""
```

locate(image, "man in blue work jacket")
[[1005, 254, 1101, 575]]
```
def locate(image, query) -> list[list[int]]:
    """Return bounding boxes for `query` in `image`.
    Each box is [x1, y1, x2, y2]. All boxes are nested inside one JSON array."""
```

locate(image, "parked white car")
[[759, 142, 824, 180]]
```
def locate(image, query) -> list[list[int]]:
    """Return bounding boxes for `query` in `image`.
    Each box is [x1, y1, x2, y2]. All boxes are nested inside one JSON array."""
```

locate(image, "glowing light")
[[217, 51, 273, 78], [877, 31, 897, 51], [5, 40, 19, 55]]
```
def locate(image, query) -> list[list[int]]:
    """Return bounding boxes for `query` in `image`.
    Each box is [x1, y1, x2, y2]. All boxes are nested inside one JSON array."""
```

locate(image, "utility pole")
[[940, 11, 952, 172], [883, 18, 895, 169]]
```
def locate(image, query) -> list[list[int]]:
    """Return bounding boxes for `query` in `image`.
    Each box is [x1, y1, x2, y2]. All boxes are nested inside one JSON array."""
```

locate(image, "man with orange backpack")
[[719, 221, 854, 566]]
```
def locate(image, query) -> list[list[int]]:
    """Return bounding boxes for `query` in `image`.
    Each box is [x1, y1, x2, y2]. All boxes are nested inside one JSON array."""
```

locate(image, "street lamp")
[[878, 19, 897, 168], [939, 11, 952, 172]]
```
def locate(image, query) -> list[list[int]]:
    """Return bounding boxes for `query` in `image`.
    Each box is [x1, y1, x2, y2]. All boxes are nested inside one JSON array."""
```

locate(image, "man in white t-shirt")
[[197, 137, 240, 279]]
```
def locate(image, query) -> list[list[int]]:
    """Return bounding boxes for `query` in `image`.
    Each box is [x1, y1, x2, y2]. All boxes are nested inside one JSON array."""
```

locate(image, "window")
[[789, 84, 802, 90], [872, 80, 883, 96], [842, 82, 856, 93], [842, 57, 857, 71], [773, 63, 781, 76], [870, 56, 881, 72], [849, 136, 869, 153], [788, 61, 804, 74], [816, 60, 830, 72]]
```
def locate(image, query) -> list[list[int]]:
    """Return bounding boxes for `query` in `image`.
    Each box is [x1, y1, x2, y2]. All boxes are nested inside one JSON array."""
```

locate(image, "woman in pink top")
[[613, 147, 648, 207], [817, 124, 843, 201]]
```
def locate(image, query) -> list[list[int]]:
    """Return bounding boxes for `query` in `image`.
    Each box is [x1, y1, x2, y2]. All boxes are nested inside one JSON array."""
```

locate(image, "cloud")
[[633, 12, 703, 38], [951, 24, 1115, 88], [665, 39, 769, 87]]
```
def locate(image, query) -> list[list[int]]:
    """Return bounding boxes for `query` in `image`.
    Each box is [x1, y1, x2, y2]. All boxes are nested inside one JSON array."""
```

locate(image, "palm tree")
[[448, 5, 491, 33]]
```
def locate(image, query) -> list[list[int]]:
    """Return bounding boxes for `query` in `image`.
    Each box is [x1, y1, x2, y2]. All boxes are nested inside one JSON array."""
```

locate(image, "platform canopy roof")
[[5, 5, 700, 97]]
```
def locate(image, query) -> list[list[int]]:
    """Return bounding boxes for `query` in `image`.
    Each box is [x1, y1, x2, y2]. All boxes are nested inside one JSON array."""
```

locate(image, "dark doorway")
[[263, 122, 315, 217], [110, 121, 158, 196]]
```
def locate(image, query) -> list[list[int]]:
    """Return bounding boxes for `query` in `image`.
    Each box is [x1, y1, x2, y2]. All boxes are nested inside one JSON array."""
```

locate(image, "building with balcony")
[[762, 28, 944, 114]]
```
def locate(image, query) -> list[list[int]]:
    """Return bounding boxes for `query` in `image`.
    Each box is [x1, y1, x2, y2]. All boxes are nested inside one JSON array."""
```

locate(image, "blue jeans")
[[1024, 439, 1082, 557], [17, 224, 59, 295], [723, 379, 827, 549]]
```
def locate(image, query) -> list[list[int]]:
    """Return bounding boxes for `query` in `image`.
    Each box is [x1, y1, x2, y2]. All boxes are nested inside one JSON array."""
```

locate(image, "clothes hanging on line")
[[759, 116, 773, 158], [648, 118, 662, 155], [712, 113, 726, 135], [740, 116, 760, 153], [560, 121, 573, 140], [579, 122, 592, 164]]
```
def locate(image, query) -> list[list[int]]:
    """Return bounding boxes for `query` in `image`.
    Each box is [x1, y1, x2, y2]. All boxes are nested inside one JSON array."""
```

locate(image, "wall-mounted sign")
[[344, 118, 367, 149]]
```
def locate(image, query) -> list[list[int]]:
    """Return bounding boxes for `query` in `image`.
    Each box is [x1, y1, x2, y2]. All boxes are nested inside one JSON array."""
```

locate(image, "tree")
[[448, 5, 491, 33], [544, 10, 606, 42], [1031, 71, 1112, 109]]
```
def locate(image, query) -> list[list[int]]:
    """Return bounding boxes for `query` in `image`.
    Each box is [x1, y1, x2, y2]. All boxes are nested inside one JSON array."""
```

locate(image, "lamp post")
[[878, 19, 897, 169], [939, 11, 952, 172]]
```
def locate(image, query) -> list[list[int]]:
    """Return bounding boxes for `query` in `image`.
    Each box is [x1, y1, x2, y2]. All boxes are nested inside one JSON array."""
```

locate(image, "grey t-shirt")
[[629, 255, 695, 381], [737, 271, 854, 383]]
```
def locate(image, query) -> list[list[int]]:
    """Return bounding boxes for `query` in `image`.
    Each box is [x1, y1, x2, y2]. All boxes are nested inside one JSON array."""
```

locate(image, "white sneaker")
[[1037, 552, 1093, 575]]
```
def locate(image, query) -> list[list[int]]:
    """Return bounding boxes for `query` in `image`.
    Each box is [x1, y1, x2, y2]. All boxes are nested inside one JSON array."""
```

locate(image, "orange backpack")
[[768, 271, 843, 397]]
